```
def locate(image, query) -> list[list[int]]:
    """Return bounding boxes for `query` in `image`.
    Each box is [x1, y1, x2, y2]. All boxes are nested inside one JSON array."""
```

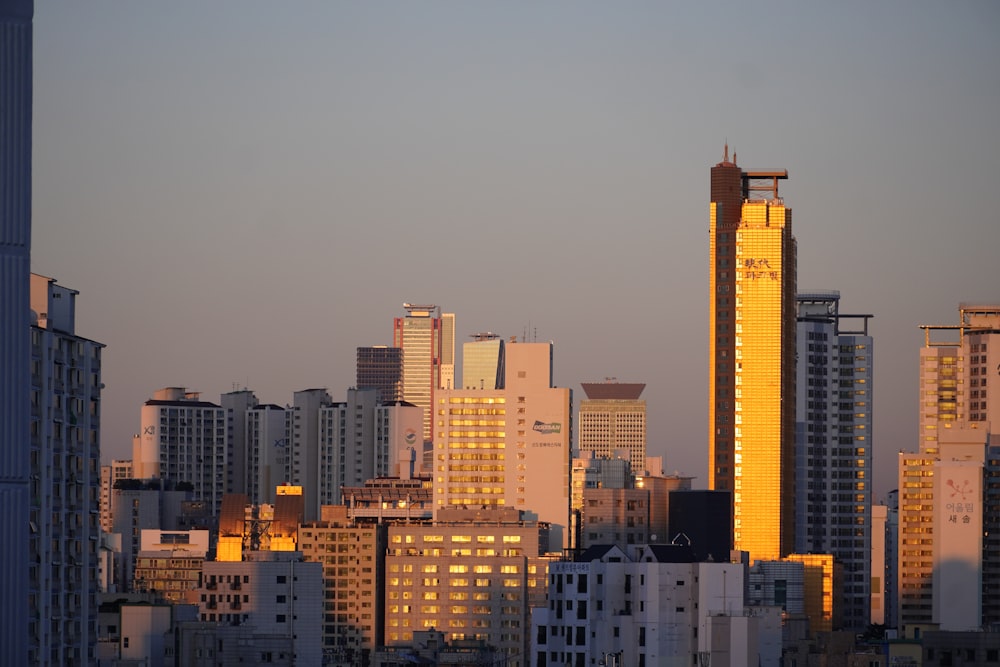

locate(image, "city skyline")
[[30, 2, 1000, 500]]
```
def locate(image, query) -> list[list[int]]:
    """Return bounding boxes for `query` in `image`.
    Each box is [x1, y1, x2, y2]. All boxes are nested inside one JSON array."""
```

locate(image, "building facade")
[[578, 381, 647, 473], [393, 303, 454, 443], [28, 274, 104, 665], [794, 291, 873, 630], [357, 345, 404, 403], [462, 332, 505, 390], [133, 387, 229, 515], [709, 147, 797, 562], [0, 3, 34, 662], [433, 342, 572, 552]]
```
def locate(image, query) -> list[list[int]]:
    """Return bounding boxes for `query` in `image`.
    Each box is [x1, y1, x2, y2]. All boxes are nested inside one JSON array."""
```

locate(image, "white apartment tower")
[[245, 403, 287, 506], [284, 388, 331, 522], [133, 387, 228, 514], [318, 388, 423, 507], [434, 341, 572, 552], [1, 3, 33, 663], [28, 274, 104, 665], [794, 291, 873, 631]]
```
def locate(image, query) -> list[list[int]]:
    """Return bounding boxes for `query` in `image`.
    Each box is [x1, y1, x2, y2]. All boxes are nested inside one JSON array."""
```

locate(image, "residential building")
[[393, 303, 454, 443], [133, 529, 210, 602], [795, 291, 874, 630], [100, 459, 133, 533], [433, 341, 572, 552], [318, 388, 423, 508], [1, 3, 34, 662], [462, 332, 505, 390], [578, 380, 647, 473], [220, 389, 258, 496], [357, 345, 404, 403], [28, 274, 104, 665], [133, 387, 229, 515], [532, 544, 781, 667], [298, 505, 386, 664], [245, 402, 287, 506], [191, 551, 324, 666], [284, 388, 332, 522], [709, 146, 797, 562]]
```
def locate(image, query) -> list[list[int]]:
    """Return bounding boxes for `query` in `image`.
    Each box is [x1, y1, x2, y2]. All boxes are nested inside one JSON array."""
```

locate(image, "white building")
[[434, 341, 572, 552], [133, 387, 228, 514], [28, 274, 104, 666], [794, 291, 873, 630], [246, 402, 287, 506], [284, 388, 331, 521], [100, 459, 133, 533], [193, 552, 323, 666], [318, 388, 423, 508], [532, 544, 780, 667]]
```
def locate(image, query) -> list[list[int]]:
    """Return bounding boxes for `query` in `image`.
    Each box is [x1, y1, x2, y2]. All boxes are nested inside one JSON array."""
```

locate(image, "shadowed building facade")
[[709, 146, 797, 562]]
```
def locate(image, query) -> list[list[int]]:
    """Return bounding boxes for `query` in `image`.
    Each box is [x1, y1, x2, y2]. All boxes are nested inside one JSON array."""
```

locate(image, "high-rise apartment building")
[[1, 3, 33, 662], [284, 388, 332, 522], [897, 304, 1000, 636], [28, 274, 104, 665], [100, 459, 133, 533], [133, 387, 229, 514], [317, 388, 423, 507], [434, 342, 572, 552], [221, 389, 258, 496], [357, 345, 403, 403], [463, 332, 505, 390], [245, 402, 287, 506], [578, 380, 647, 473], [794, 291, 873, 630], [393, 303, 454, 443], [709, 146, 797, 562]]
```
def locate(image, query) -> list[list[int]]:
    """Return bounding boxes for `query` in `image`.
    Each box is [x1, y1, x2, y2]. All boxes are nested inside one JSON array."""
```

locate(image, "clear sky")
[[31, 1, 999, 501]]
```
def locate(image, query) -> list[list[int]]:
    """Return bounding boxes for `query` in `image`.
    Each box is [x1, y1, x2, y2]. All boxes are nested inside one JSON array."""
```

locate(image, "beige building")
[[434, 341, 572, 552], [578, 381, 647, 472], [298, 506, 386, 664], [383, 507, 552, 667]]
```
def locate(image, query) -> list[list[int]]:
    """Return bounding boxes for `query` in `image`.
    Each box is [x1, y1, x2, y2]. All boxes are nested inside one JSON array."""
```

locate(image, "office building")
[[133, 387, 229, 514], [578, 380, 647, 473], [462, 332, 505, 390], [383, 507, 551, 667], [393, 303, 454, 443], [357, 345, 404, 403], [794, 291, 873, 630], [897, 304, 1000, 636], [709, 146, 797, 562], [1, 3, 33, 663], [28, 274, 104, 665], [132, 529, 210, 602], [433, 341, 572, 552], [668, 489, 732, 563]]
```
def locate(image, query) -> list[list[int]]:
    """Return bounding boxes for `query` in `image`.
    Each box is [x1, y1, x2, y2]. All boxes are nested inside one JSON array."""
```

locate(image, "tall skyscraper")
[[578, 380, 647, 473], [897, 304, 1000, 636], [462, 332, 505, 390], [356, 345, 403, 402], [393, 303, 454, 443], [794, 291, 873, 630], [1, 2, 33, 662], [434, 341, 571, 552], [709, 146, 797, 562], [28, 274, 104, 665]]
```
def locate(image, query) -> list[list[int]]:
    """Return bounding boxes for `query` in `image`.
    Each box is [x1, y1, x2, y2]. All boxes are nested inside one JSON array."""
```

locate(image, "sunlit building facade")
[[434, 342, 572, 552], [794, 291, 873, 630], [394, 304, 454, 443], [462, 332, 505, 390], [897, 304, 1000, 636], [709, 147, 797, 562]]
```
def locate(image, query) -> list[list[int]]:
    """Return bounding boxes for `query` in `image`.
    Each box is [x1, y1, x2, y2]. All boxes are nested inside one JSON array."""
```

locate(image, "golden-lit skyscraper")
[[394, 304, 455, 443], [709, 146, 797, 562]]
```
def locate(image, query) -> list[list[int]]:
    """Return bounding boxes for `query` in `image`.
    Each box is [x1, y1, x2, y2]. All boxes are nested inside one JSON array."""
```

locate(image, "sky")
[[30, 1, 1000, 501]]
